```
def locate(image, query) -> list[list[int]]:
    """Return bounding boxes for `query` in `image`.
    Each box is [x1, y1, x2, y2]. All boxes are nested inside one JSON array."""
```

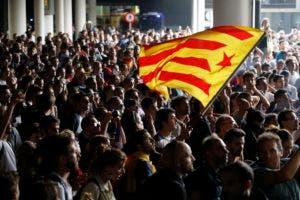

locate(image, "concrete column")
[[8, 0, 11, 36], [64, 0, 73, 40], [55, 0, 64, 33], [192, 0, 205, 33], [75, 0, 86, 38], [87, 0, 97, 26], [45, 15, 54, 36], [213, 0, 252, 27], [34, 0, 45, 40], [10, 0, 27, 37]]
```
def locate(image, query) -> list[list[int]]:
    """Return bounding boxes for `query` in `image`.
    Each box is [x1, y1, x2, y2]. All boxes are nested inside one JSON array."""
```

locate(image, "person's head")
[[155, 108, 176, 132], [257, 132, 283, 169], [276, 129, 294, 158], [236, 92, 252, 109], [273, 74, 285, 89], [106, 96, 124, 112], [39, 135, 79, 174], [141, 97, 158, 119], [81, 114, 101, 136], [202, 135, 229, 169], [215, 114, 237, 139], [124, 88, 139, 102], [0, 85, 12, 105], [220, 161, 254, 200], [261, 62, 271, 72], [159, 140, 194, 176], [86, 135, 111, 159], [171, 96, 190, 116], [245, 108, 265, 129], [261, 18, 270, 29], [85, 76, 97, 92], [278, 110, 299, 132], [0, 172, 19, 200], [256, 76, 268, 92], [274, 89, 289, 106], [113, 86, 125, 100], [71, 92, 90, 114], [224, 128, 246, 159], [40, 115, 60, 137], [264, 113, 279, 128], [286, 58, 296, 73], [126, 129, 155, 154], [90, 148, 126, 181], [280, 70, 290, 87], [276, 59, 285, 72], [242, 71, 256, 88]]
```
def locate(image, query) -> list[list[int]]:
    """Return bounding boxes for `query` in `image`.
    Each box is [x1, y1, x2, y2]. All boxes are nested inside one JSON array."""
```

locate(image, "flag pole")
[[201, 31, 266, 115]]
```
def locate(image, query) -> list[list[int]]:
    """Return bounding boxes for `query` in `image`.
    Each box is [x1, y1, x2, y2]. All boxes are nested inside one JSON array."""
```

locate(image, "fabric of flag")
[[138, 26, 264, 107]]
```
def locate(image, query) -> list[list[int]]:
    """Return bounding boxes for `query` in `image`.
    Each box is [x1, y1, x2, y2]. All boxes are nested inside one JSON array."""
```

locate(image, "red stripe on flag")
[[158, 71, 211, 95], [141, 67, 163, 83], [171, 57, 211, 72], [211, 26, 253, 40], [139, 38, 225, 66]]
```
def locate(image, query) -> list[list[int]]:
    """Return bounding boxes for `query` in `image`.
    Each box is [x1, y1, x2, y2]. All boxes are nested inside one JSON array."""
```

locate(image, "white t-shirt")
[[0, 140, 17, 173]]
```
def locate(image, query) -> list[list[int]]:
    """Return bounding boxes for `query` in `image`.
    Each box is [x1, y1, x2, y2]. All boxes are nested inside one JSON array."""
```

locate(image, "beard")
[[66, 158, 78, 174], [179, 161, 194, 175]]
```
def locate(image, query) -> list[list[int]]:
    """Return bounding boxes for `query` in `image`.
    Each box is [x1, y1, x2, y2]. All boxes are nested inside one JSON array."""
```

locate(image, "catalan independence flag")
[[138, 26, 264, 108]]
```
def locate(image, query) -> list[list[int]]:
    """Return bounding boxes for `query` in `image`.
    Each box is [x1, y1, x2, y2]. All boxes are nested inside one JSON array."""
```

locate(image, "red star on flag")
[[217, 52, 235, 68]]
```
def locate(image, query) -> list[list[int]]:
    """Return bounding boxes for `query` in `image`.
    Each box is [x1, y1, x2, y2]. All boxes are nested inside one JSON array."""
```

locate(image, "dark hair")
[[276, 129, 293, 143], [202, 135, 221, 154], [256, 76, 267, 87], [39, 115, 60, 131], [124, 129, 150, 154], [264, 113, 278, 128], [215, 114, 233, 134], [273, 74, 284, 82], [90, 148, 126, 174], [236, 92, 252, 103], [220, 161, 254, 182], [242, 71, 255, 82], [170, 96, 188, 110], [245, 108, 264, 124], [38, 135, 75, 174], [257, 132, 283, 153], [159, 140, 186, 170], [155, 108, 175, 130], [141, 97, 156, 110], [278, 110, 295, 128], [81, 114, 96, 130], [224, 128, 246, 143], [274, 89, 288, 100]]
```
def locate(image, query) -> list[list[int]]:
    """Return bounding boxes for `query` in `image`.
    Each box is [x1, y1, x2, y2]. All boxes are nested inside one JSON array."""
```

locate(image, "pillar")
[[10, 0, 27, 37], [87, 0, 97, 27], [213, 0, 252, 27], [64, 0, 73, 39], [55, 0, 64, 33], [34, 0, 45, 40], [192, 0, 205, 32], [75, 0, 86, 38]]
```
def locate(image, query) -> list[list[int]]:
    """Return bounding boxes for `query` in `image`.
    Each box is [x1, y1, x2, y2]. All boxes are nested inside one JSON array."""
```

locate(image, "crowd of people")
[[1, 17, 300, 199]]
